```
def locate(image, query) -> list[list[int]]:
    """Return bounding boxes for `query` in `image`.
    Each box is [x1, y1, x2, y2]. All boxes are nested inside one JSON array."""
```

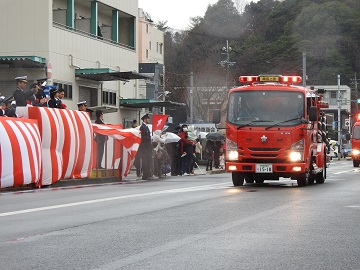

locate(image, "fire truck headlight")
[[228, 150, 239, 161], [352, 149, 360, 156], [226, 137, 238, 160], [289, 151, 302, 162]]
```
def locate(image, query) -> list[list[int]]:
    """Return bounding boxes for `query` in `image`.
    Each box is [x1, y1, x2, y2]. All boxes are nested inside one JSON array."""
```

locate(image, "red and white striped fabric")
[[28, 107, 93, 186], [92, 124, 141, 177], [0, 118, 42, 188]]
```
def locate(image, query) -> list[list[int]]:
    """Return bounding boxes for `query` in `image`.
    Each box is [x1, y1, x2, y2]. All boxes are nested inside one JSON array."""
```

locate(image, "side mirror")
[[213, 109, 221, 124], [308, 106, 317, 122]]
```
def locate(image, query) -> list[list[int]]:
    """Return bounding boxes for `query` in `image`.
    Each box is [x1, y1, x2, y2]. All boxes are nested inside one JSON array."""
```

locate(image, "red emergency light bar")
[[357, 113, 360, 122], [239, 75, 302, 85]]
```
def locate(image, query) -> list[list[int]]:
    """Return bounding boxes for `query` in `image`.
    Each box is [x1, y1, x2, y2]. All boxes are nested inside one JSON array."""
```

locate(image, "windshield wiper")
[[237, 120, 274, 130], [265, 117, 307, 130]]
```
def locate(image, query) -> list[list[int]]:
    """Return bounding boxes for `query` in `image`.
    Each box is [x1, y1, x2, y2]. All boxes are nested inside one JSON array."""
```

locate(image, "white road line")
[[0, 183, 230, 217], [345, 205, 360, 208], [333, 170, 357, 175]]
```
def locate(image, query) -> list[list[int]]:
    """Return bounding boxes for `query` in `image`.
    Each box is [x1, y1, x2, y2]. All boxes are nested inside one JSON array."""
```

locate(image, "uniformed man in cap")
[[77, 101, 93, 116], [77, 101, 87, 111], [13, 76, 28, 106], [137, 114, 153, 180], [4, 96, 17, 117]]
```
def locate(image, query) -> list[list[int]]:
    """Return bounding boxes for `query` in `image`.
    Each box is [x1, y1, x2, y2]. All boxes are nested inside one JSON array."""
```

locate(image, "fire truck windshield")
[[227, 90, 305, 126]]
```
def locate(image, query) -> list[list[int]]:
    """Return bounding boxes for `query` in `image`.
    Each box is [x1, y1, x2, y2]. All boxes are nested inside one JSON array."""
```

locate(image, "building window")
[[156, 42, 159, 52], [330, 91, 336, 99], [146, 49, 148, 58], [149, 41, 151, 50], [54, 82, 73, 99], [159, 43, 163, 54], [102, 90, 116, 106], [146, 24, 148, 33]]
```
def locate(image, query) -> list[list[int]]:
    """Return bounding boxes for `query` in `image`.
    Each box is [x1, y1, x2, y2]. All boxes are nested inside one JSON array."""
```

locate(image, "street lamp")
[[157, 91, 171, 115]]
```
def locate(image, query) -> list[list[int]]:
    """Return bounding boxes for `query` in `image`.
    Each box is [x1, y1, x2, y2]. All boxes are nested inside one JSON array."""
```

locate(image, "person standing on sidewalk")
[[138, 114, 153, 180], [179, 125, 195, 175], [95, 110, 107, 169]]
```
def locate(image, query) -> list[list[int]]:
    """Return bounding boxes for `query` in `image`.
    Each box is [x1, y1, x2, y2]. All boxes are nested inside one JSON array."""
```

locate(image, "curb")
[[0, 169, 227, 192]]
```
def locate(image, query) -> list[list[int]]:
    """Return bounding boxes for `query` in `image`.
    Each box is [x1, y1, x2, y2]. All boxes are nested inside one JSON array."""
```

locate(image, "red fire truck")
[[223, 74, 329, 187], [350, 115, 360, 167]]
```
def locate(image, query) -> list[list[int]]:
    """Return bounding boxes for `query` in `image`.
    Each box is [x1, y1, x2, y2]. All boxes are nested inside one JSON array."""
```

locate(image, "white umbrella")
[[164, 132, 181, 143]]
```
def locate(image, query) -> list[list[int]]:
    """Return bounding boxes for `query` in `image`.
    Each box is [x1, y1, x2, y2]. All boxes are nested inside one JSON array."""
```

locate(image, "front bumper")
[[226, 161, 306, 173]]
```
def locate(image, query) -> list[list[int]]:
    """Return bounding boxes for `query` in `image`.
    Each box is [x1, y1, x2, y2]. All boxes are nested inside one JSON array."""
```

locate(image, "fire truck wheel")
[[296, 171, 309, 187], [316, 156, 326, 184], [232, 172, 245, 186], [244, 174, 254, 184], [353, 160, 360, 167]]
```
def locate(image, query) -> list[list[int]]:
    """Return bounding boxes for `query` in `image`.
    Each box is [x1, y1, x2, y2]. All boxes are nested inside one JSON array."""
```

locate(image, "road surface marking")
[[0, 183, 230, 217]]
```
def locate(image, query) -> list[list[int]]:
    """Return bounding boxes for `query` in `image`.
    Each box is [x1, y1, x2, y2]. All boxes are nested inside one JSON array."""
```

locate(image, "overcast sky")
[[138, 0, 256, 31]]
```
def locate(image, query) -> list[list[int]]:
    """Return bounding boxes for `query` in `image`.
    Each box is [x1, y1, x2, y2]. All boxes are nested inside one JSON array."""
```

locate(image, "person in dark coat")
[[25, 83, 48, 106], [137, 114, 153, 180], [214, 141, 222, 168], [205, 140, 215, 171], [47, 87, 62, 108], [35, 78, 47, 101], [95, 110, 107, 169], [12, 76, 28, 107], [4, 97, 17, 117]]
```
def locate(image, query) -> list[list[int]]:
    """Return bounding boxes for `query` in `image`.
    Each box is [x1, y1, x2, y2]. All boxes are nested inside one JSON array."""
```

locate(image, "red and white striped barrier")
[[0, 118, 42, 188], [28, 107, 93, 186], [92, 124, 141, 177]]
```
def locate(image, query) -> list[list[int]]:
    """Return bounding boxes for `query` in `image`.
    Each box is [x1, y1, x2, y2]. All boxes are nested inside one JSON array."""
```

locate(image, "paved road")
[[0, 160, 359, 270]]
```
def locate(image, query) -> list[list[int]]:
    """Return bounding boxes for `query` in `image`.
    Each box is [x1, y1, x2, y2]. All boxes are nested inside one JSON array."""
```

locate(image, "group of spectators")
[[134, 117, 224, 180], [0, 76, 69, 117], [0, 75, 109, 169]]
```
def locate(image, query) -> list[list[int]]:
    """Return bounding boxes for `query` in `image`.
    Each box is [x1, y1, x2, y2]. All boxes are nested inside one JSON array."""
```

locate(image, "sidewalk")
[[52, 164, 225, 187]]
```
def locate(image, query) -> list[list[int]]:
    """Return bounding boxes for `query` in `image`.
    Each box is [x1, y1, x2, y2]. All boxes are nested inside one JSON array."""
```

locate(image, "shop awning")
[[120, 98, 186, 108], [75, 68, 152, 81], [0, 56, 46, 68]]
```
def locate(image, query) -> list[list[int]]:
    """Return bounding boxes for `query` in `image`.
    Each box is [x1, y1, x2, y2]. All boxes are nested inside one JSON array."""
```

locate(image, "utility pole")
[[190, 71, 194, 123], [355, 72, 358, 114], [302, 52, 306, 87], [337, 74, 341, 160], [220, 40, 236, 91]]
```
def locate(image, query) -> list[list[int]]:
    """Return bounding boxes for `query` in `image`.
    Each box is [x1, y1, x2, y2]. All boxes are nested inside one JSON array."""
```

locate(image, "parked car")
[[341, 143, 352, 158]]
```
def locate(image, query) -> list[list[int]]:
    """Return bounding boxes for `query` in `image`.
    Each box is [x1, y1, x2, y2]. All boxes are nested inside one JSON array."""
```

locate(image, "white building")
[[0, 0, 154, 125], [310, 85, 351, 132]]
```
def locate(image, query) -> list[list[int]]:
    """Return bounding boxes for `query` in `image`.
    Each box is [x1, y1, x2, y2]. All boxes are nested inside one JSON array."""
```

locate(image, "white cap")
[[15, 76, 28, 82]]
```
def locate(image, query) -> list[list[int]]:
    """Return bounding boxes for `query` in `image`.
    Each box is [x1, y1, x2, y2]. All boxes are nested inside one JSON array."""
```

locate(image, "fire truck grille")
[[248, 148, 281, 151], [241, 158, 287, 163], [251, 154, 278, 157]]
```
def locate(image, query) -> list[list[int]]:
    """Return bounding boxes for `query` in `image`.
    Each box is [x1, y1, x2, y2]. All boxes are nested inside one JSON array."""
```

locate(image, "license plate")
[[255, 164, 272, 173]]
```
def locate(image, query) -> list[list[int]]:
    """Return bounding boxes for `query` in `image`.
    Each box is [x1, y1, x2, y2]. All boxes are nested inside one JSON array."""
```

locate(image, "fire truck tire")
[[296, 171, 309, 187], [232, 172, 245, 186], [353, 160, 360, 167], [244, 174, 254, 183], [316, 156, 326, 184]]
